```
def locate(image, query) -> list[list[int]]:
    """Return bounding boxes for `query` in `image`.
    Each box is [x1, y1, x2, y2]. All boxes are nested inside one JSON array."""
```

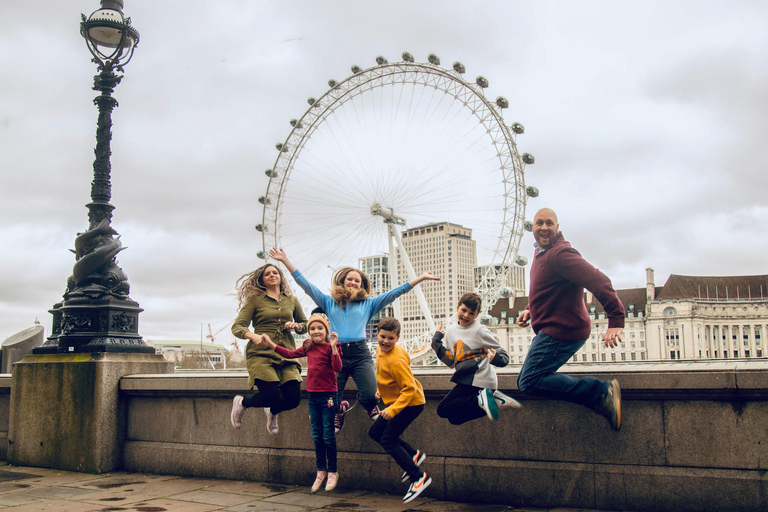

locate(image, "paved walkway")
[[0, 462, 621, 512]]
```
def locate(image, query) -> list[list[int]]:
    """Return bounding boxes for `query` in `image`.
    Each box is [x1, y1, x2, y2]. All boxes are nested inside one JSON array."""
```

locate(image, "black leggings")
[[242, 379, 301, 415]]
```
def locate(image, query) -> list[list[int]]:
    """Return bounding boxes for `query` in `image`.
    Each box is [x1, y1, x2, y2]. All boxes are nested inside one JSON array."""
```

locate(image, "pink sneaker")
[[325, 472, 338, 491], [334, 400, 350, 433], [264, 408, 278, 434], [230, 395, 245, 429], [311, 471, 326, 493]]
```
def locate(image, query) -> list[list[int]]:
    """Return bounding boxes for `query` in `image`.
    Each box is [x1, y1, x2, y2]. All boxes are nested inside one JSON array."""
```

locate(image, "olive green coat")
[[231, 293, 307, 388]]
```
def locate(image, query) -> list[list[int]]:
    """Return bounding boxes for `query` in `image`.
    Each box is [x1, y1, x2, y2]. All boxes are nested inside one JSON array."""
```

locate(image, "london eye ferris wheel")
[[256, 52, 539, 360]]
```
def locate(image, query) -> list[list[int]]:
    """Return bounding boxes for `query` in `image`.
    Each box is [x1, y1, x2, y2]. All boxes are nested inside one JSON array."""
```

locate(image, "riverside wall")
[[2, 362, 768, 511]]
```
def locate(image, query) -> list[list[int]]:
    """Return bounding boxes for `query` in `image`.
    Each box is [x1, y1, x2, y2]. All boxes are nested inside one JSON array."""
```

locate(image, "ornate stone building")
[[485, 268, 768, 363]]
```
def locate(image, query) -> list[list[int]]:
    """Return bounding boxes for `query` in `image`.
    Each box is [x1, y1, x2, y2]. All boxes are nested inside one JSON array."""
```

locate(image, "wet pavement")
[[0, 462, 629, 512]]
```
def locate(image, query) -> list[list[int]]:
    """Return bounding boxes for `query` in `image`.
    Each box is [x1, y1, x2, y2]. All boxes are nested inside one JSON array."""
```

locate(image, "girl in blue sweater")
[[270, 247, 439, 432]]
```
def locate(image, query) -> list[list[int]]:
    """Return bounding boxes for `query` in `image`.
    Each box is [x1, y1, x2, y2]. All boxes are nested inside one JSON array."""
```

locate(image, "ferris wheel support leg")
[[387, 225, 402, 320], [389, 224, 436, 333]]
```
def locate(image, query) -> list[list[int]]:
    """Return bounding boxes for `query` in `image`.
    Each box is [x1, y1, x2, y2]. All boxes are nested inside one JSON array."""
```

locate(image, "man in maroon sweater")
[[516, 208, 624, 430]]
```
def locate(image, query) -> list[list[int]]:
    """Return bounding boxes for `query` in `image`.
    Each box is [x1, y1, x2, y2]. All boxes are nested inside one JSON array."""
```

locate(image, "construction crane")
[[206, 322, 231, 345]]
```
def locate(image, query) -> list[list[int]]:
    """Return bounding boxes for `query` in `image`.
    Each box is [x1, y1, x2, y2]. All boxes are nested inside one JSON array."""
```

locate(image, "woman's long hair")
[[330, 266, 371, 307], [236, 264, 291, 308]]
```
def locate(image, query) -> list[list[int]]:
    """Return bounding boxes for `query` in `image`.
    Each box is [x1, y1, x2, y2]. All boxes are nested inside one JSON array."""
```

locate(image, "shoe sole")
[[480, 389, 499, 420], [611, 379, 622, 431], [231, 396, 242, 429], [403, 475, 432, 503]]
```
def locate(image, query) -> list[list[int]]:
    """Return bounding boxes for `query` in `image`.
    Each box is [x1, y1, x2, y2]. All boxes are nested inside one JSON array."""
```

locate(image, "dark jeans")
[[337, 339, 378, 413], [242, 379, 301, 414], [368, 405, 425, 481], [308, 393, 338, 472], [437, 383, 485, 425], [517, 332, 607, 409]]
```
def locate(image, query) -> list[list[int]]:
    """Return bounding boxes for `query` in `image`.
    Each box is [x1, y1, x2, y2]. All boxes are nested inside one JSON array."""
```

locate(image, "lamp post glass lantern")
[[35, 0, 152, 354]]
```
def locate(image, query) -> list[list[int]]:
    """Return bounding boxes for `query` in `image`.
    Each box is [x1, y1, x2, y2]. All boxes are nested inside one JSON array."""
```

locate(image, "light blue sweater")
[[292, 270, 413, 344]]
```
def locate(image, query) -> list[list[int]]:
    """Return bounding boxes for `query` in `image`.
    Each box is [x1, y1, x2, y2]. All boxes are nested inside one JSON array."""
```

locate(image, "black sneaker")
[[401, 449, 426, 483], [596, 379, 622, 431], [403, 472, 432, 503]]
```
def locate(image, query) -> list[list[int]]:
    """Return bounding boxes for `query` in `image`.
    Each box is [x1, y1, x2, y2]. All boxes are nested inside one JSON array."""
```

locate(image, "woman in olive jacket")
[[229, 263, 307, 434]]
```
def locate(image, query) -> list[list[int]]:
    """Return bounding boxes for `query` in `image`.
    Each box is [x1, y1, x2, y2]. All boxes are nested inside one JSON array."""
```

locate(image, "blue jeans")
[[337, 339, 378, 412], [308, 393, 338, 472], [518, 332, 608, 409]]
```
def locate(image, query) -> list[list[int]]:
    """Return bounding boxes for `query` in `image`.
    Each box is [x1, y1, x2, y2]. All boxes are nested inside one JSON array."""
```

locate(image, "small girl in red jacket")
[[260, 313, 343, 493]]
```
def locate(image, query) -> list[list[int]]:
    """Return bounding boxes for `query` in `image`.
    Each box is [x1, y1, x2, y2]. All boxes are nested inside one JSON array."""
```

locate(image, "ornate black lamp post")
[[36, 0, 153, 354]]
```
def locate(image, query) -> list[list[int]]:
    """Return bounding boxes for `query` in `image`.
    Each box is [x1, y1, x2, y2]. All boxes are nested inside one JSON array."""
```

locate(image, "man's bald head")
[[532, 208, 559, 249]]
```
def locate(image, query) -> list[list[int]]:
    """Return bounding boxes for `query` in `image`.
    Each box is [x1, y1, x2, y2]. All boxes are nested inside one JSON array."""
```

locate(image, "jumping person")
[[369, 317, 431, 504], [516, 208, 624, 430], [230, 263, 306, 434], [432, 292, 520, 425], [258, 313, 343, 492]]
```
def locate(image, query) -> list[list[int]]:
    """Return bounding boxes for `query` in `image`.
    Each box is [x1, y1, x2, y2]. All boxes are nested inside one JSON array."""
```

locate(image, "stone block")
[[8, 353, 171, 473], [444, 457, 594, 508], [664, 400, 768, 470], [595, 463, 768, 512]]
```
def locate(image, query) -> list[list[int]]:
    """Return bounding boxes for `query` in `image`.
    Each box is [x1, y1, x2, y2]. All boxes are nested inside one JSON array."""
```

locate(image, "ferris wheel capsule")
[[452, 61, 466, 74], [307, 97, 316, 106], [524, 220, 533, 232], [479, 314, 493, 325], [265, 169, 275, 177], [515, 255, 528, 266], [402, 51, 414, 62], [526, 186, 539, 198], [511, 122, 525, 134], [290, 119, 302, 128], [376, 55, 388, 65], [476, 76, 489, 88], [351, 65, 362, 74], [328, 79, 339, 88], [257, 250, 265, 259], [258, 196, 270, 205], [500, 286, 514, 298], [427, 53, 441, 65], [522, 153, 535, 165], [496, 96, 509, 109], [255, 224, 264, 232]]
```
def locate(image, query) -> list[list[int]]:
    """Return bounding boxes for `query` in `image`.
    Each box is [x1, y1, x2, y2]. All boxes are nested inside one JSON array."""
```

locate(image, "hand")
[[329, 332, 338, 350], [283, 321, 300, 332], [375, 391, 381, 400], [269, 247, 288, 263], [516, 310, 530, 327], [244, 331, 263, 344], [436, 322, 445, 336], [486, 348, 497, 361], [260, 333, 275, 348], [420, 271, 441, 282], [380, 409, 392, 420], [602, 327, 623, 348]]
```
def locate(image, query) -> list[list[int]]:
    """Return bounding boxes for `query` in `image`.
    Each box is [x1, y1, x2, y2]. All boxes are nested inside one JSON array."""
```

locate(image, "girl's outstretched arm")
[[409, 271, 441, 287]]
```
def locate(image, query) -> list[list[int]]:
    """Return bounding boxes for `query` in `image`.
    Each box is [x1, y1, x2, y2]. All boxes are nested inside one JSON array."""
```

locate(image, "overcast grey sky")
[[2, 1, 767, 347]]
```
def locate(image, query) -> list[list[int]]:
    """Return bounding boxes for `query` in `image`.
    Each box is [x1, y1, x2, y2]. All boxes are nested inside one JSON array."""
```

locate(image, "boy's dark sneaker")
[[367, 405, 381, 421], [493, 389, 522, 408], [401, 449, 427, 482], [596, 379, 622, 431], [403, 472, 432, 503], [334, 400, 350, 434], [477, 388, 499, 420]]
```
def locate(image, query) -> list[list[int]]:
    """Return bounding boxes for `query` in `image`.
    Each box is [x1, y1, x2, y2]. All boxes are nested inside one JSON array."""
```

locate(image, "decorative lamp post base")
[[35, 296, 154, 354]]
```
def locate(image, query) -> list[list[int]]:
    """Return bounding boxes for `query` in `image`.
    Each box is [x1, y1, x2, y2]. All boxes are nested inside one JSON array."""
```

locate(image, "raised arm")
[[409, 271, 441, 287], [431, 323, 455, 368]]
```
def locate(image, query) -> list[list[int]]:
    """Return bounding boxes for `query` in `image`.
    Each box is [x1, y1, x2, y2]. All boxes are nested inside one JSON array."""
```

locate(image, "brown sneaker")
[[597, 379, 622, 431]]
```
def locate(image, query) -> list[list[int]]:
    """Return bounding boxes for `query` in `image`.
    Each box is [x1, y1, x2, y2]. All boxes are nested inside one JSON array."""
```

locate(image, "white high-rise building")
[[398, 222, 477, 340], [358, 254, 393, 341]]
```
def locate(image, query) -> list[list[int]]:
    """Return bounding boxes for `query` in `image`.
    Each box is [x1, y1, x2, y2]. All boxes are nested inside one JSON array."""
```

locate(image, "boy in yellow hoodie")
[[369, 317, 431, 504]]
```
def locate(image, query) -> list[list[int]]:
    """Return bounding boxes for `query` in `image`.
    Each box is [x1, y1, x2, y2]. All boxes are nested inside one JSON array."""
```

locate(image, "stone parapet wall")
[[118, 362, 768, 511]]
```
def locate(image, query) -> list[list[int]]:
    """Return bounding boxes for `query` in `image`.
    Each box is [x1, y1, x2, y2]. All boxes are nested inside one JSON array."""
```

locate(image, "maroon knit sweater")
[[527, 232, 625, 342]]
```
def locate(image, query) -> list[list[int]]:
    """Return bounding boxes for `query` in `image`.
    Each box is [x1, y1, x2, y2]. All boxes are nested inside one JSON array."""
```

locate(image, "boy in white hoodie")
[[432, 292, 521, 424]]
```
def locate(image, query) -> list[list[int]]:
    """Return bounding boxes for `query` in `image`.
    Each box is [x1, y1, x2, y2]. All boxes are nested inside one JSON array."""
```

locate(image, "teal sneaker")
[[478, 388, 499, 420]]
